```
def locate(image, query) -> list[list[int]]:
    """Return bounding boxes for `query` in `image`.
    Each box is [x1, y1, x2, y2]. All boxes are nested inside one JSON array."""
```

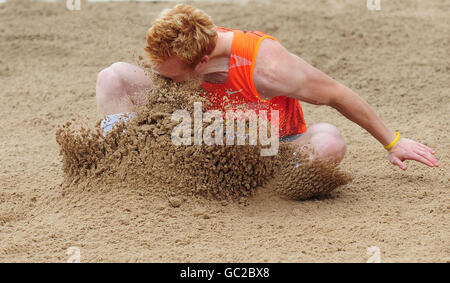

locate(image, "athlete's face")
[[153, 56, 196, 83]]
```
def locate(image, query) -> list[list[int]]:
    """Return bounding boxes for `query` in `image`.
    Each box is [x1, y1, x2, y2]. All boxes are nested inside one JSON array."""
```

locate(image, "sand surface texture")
[[0, 0, 449, 262]]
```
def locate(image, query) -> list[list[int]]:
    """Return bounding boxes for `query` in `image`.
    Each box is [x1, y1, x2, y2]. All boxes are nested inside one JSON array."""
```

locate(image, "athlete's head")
[[144, 4, 218, 82]]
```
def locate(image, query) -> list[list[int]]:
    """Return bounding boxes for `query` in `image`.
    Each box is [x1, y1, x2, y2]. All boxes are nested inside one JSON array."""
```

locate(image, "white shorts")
[[100, 112, 136, 136]]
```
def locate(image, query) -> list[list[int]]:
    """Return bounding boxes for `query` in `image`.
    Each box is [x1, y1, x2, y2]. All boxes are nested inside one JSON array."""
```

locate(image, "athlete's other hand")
[[387, 138, 439, 170]]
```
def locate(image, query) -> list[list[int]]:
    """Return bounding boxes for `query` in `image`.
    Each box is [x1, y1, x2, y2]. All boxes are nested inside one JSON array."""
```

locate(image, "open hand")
[[387, 138, 439, 170]]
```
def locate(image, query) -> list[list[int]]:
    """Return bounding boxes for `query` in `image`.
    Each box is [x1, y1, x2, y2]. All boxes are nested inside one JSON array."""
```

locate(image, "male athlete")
[[96, 4, 439, 170]]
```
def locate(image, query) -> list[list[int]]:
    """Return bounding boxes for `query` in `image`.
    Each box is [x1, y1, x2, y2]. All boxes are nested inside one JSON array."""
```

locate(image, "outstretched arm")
[[254, 39, 439, 170]]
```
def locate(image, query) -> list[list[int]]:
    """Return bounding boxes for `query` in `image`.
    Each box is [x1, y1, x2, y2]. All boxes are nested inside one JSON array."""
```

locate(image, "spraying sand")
[[56, 71, 351, 202]]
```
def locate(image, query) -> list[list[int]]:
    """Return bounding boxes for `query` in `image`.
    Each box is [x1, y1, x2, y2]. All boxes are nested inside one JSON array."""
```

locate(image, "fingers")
[[414, 148, 439, 167], [409, 150, 437, 167], [388, 139, 439, 170], [391, 156, 407, 171], [418, 143, 436, 155]]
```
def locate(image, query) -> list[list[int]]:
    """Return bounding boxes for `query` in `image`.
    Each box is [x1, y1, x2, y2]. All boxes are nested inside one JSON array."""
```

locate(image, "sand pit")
[[1, 0, 449, 262]]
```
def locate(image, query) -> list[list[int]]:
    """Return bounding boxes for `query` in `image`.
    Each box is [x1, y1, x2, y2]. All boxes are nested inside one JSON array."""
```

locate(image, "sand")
[[0, 0, 449, 262]]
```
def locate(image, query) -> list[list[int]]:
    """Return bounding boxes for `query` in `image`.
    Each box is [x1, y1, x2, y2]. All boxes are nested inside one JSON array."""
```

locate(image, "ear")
[[199, 55, 209, 64], [194, 55, 209, 72]]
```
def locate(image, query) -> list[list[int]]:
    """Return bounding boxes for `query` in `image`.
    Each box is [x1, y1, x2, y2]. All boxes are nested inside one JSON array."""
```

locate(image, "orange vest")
[[201, 27, 307, 137]]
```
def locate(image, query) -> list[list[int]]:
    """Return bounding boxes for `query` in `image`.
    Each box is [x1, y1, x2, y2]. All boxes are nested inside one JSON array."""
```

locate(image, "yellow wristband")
[[384, 132, 401, 150]]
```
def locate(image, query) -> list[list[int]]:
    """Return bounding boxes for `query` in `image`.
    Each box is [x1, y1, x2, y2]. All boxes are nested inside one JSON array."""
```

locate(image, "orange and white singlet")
[[201, 27, 307, 138]]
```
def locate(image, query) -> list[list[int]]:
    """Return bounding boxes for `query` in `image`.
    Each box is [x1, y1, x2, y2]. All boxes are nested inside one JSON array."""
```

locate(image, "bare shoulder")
[[253, 38, 305, 100]]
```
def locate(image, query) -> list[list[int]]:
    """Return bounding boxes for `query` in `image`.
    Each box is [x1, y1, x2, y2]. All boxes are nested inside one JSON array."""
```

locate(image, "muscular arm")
[[253, 39, 439, 170]]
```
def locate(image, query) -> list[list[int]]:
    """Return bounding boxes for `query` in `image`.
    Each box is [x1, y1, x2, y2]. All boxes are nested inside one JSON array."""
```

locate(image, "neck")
[[199, 31, 232, 78]]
